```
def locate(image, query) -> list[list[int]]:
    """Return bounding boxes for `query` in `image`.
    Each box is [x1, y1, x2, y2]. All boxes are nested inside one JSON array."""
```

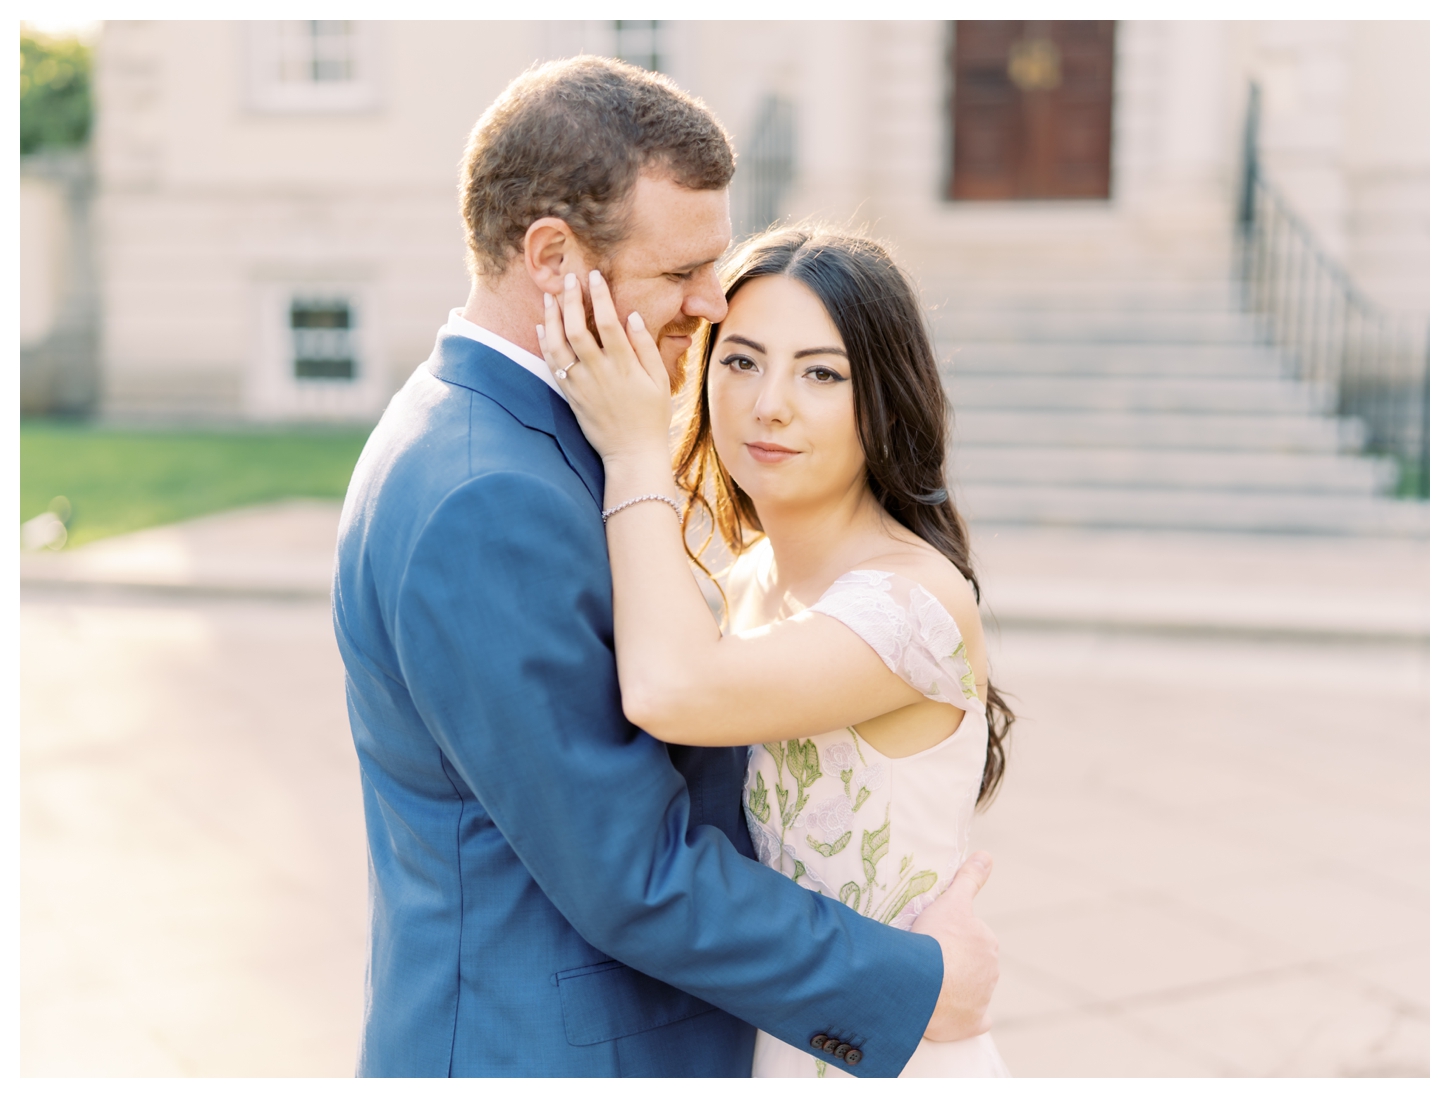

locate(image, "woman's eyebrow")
[[793, 346, 848, 359], [720, 335, 767, 353]]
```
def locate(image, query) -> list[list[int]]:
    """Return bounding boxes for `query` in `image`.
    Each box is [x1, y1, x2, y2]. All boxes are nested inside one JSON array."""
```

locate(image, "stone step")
[[932, 310, 1260, 344], [952, 483, 1428, 537], [936, 342, 1286, 379], [944, 374, 1327, 416], [949, 446, 1397, 495], [901, 217, 1234, 280], [921, 279, 1242, 312], [910, 242, 1417, 535], [950, 409, 1362, 453]]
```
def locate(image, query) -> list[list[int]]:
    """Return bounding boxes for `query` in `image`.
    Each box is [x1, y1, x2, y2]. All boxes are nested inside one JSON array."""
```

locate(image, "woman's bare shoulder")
[[721, 538, 773, 619]]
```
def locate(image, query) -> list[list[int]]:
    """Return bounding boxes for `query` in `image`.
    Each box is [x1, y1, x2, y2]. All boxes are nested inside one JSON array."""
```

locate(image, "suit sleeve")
[[394, 471, 942, 1077]]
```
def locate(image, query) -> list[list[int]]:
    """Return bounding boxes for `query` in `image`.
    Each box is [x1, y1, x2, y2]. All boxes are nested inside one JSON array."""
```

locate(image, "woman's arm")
[[544, 271, 925, 747]]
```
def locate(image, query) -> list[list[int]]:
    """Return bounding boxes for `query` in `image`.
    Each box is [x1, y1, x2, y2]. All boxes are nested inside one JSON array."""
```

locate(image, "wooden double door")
[[951, 21, 1115, 200]]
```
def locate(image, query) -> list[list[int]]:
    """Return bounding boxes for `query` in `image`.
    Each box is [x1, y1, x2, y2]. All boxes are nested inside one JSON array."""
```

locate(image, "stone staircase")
[[924, 275, 1428, 537]]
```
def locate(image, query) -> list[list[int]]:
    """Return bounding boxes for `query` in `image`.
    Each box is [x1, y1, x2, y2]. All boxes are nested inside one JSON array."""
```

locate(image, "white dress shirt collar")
[[445, 308, 562, 398]]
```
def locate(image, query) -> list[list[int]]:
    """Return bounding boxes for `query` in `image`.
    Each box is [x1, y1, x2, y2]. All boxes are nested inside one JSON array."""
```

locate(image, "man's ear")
[[522, 218, 576, 295]]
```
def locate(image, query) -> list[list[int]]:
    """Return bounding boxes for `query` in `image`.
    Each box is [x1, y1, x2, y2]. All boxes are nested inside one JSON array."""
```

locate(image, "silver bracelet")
[[601, 494, 684, 525]]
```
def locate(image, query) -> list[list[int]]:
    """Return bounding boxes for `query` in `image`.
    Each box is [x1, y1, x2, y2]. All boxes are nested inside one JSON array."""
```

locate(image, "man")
[[334, 55, 1000, 1078]]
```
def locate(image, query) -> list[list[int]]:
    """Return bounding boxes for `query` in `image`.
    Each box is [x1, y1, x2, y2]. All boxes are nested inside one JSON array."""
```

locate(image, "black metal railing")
[[1236, 82, 1429, 497]]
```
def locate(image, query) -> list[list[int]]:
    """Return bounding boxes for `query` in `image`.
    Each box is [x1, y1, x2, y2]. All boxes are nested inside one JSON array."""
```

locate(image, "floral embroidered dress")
[[739, 566, 1010, 1079]]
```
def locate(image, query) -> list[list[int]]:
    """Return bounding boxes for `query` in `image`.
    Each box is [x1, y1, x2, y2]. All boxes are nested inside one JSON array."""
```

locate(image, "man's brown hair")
[[460, 56, 736, 279]]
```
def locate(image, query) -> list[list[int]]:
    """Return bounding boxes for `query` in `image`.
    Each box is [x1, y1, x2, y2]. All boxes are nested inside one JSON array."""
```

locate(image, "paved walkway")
[[19, 503, 1430, 1076]]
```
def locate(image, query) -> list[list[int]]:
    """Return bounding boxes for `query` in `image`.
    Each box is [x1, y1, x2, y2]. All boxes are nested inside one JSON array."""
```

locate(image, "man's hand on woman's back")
[[913, 851, 1000, 1041]]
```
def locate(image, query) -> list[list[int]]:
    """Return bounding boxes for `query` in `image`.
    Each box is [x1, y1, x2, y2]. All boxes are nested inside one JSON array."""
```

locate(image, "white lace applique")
[[811, 570, 979, 709], [811, 570, 909, 669]]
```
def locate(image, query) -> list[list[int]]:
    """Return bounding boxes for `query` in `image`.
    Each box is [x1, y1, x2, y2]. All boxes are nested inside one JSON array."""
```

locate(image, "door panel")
[[951, 21, 1114, 200]]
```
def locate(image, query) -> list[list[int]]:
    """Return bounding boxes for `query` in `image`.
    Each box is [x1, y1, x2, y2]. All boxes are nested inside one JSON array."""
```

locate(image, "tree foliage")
[[20, 31, 92, 155]]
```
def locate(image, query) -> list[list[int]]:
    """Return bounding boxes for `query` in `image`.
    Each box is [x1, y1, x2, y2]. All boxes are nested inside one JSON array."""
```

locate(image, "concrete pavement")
[[19, 502, 1430, 1076], [21, 588, 364, 1076], [973, 628, 1428, 1076]]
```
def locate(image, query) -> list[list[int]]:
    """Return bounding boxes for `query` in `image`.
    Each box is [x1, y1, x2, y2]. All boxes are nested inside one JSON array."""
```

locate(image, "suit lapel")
[[547, 394, 605, 509], [429, 332, 605, 508]]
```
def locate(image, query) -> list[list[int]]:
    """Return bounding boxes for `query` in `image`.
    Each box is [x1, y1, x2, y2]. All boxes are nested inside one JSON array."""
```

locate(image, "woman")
[[540, 226, 1013, 1078]]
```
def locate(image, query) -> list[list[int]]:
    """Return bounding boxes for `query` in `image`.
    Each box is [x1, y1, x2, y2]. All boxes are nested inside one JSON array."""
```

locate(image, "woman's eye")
[[806, 366, 845, 383], [722, 354, 758, 372]]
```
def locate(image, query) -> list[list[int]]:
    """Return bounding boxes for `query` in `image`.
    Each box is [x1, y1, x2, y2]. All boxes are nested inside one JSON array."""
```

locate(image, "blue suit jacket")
[[332, 333, 942, 1077]]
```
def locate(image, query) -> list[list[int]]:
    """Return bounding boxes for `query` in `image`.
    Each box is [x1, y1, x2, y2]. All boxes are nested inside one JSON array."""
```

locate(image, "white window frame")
[[248, 283, 386, 422], [540, 21, 682, 82], [243, 21, 382, 114], [613, 20, 675, 75]]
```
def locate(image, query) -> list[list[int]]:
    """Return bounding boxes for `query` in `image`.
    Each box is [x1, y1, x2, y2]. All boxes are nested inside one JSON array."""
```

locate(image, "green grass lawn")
[[20, 421, 374, 548]]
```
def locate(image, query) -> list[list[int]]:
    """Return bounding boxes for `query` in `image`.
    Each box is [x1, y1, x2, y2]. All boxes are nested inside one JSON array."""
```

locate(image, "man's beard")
[[659, 317, 706, 395]]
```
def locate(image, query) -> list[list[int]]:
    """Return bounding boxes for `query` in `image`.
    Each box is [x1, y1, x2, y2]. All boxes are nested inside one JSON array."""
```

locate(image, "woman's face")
[[706, 275, 866, 514]]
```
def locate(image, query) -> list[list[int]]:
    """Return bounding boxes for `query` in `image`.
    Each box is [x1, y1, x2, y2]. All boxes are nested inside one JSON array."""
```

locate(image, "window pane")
[[277, 21, 356, 85], [291, 299, 355, 380], [615, 20, 663, 73], [310, 22, 354, 82]]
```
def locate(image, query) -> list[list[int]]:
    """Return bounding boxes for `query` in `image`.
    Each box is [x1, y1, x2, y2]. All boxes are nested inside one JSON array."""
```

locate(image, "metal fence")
[[1236, 83, 1430, 497], [739, 94, 795, 237]]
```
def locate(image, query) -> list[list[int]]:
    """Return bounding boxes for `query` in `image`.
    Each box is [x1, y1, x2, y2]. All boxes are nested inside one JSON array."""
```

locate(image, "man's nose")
[[684, 268, 728, 324]]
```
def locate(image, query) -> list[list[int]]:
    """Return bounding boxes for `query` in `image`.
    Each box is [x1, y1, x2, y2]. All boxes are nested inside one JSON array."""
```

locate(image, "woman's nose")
[[753, 371, 792, 424]]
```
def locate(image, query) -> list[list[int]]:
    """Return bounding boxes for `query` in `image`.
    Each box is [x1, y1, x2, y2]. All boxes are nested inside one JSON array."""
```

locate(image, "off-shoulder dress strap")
[[809, 569, 980, 710]]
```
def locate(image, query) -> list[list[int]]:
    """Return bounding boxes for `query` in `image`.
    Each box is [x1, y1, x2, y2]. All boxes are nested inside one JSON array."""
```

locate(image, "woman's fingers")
[[590, 270, 669, 398], [539, 292, 574, 378], [542, 269, 669, 400], [625, 310, 672, 392], [586, 271, 638, 377], [559, 272, 607, 369]]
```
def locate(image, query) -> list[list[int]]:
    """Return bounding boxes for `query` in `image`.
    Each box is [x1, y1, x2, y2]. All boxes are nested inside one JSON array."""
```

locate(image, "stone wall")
[[87, 20, 1430, 422], [20, 150, 98, 416]]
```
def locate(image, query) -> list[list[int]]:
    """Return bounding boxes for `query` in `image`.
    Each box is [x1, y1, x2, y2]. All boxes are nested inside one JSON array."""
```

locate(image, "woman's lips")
[[745, 442, 800, 464]]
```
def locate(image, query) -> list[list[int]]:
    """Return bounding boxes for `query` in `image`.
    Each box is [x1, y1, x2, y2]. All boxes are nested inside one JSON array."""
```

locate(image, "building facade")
[[70, 20, 1427, 423]]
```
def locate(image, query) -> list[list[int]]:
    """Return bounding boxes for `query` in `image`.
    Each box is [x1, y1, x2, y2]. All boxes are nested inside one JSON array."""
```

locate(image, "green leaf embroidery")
[[861, 817, 890, 887], [853, 786, 872, 812], [838, 881, 862, 911], [815, 1059, 828, 1078], [872, 855, 918, 923], [840, 767, 853, 794], [791, 858, 808, 884], [846, 726, 868, 762], [880, 870, 940, 926], [747, 771, 770, 824], [764, 740, 785, 770], [786, 738, 822, 790], [807, 831, 852, 858], [953, 643, 980, 700], [775, 783, 788, 817], [781, 792, 810, 830]]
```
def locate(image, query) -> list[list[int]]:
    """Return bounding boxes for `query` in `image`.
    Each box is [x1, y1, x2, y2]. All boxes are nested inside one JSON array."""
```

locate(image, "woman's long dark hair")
[[674, 225, 1013, 808]]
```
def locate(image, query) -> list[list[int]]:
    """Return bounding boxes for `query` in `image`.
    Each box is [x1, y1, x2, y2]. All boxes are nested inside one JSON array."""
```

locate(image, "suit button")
[[809, 1033, 828, 1050], [833, 1043, 853, 1059], [821, 1038, 840, 1055], [844, 1047, 863, 1065]]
